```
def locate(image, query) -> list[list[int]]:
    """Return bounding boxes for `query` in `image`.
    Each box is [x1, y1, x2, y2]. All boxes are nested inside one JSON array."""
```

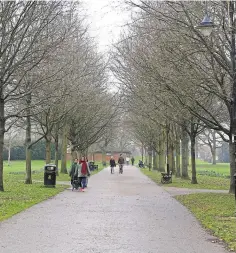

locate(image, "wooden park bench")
[[161, 171, 172, 184]]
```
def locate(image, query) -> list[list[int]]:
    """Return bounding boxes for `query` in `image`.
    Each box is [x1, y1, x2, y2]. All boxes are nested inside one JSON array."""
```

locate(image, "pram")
[[71, 176, 80, 191]]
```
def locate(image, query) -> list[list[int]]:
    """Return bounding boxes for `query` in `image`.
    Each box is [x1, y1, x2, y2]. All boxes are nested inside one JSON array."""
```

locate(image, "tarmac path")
[[0, 166, 229, 253]]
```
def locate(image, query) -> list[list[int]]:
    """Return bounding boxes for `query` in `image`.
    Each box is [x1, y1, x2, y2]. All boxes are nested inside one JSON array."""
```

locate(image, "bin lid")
[[44, 164, 57, 168]]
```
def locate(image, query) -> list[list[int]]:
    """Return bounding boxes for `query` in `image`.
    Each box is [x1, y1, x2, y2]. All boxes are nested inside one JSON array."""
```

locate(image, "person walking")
[[126, 156, 130, 165], [131, 157, 135, 166], [78, 156, 91, 192], [110, 156, 116, 174], [118, 154, 125, 174], [69, 158, 78, 186]]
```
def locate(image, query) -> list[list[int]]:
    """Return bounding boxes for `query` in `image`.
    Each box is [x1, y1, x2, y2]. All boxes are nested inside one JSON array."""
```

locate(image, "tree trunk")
[[153, 150, 157, 170], [144, 147, 148, 165], [212, 130, 217, 165], [102, 151, 106, 166], [25, 93, 32, 184], [168, 142, 172, 172], [148, 146, 152, 170], [181, 125, 189, 179], [159, 131, 165, 172], [176, 138, 181, 177], [7, 140, 11, 166], [190, 133, 197, 184], [170, 143, 175, 174], [229, 141, 236, 194], [168, 137, 175, 173], [166, 126, 170, 174], [60, 124, 68, 174], [25, 146, 32, 184], [54, 131, 59, 176], [0, 96, 5, 191], [45, 136, 51, 164], [195, 137, 198, 160], [141, 143, 144, 161]]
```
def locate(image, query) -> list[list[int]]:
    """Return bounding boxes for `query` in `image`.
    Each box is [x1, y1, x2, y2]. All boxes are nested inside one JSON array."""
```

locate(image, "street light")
[[195, 14, 215, 36]]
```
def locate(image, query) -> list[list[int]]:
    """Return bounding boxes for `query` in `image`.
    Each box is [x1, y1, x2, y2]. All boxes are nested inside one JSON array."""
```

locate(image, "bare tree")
[[112, 1, 236, 193], [0, 1, 70, 191]]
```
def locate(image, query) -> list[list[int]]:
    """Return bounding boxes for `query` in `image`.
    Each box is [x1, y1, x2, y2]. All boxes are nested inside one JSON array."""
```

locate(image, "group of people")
[[69, 156, 91, 192], [69, 155, 137, 189], [125, 156, 135, 165], [109, 154, 135, 174]]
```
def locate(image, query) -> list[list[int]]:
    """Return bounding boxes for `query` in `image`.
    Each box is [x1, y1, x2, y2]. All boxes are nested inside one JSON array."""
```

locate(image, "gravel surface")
[[0, 166, 229, 253]]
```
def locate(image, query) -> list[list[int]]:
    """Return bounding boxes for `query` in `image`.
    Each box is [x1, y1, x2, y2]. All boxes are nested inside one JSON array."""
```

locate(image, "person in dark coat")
[[110, 156, 116, 174], [131, 157, 135, 166], [69, 158, 78, 185]]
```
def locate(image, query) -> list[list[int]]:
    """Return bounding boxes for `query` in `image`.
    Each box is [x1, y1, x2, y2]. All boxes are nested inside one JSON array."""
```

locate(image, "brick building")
[[66, 148, 132, 162], [87, 151, 132, 162]]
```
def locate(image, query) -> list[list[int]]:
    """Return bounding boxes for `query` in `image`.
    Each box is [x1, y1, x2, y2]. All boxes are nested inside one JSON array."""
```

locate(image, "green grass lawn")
[[140, 158, 231, 190], [4, 160, 104, 182], [4, 160, 71, 173], [141, 169, 230, 190], [196, 160, 230, 176], [176, 193, 236, 251], [141, 159, 235, 251], [0, 174, 67, 222], [1, 160, 104, 222]]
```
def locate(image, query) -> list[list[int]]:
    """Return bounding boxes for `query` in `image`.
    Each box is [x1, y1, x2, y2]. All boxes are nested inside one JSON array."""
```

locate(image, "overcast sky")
[[82, 0, 130, 52]]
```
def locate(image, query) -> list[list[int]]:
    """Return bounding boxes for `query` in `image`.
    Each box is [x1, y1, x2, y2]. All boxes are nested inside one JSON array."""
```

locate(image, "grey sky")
[[82, 0, 130, 52]]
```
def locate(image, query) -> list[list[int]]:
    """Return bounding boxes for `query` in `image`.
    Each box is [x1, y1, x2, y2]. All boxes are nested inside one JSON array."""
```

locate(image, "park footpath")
[[0, 166, 230, 253]]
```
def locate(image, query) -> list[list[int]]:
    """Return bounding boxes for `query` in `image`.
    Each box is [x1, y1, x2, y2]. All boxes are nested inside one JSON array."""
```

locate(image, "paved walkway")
[[0, 166, 229, 253]]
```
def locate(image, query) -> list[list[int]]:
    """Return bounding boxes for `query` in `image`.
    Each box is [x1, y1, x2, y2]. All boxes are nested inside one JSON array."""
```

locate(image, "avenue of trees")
[[2, 1, 235, 195], [0, 1, 118, 191], [111, 1, 236, 193]]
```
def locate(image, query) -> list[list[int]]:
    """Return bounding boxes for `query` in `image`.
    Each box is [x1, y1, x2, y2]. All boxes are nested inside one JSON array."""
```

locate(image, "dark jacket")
[[110, 159, 116, 167], [69, 162, 78, 178], [118, 156, 124, 164]]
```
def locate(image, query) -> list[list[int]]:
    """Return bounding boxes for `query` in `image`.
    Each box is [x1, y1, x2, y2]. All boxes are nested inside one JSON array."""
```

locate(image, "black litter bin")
[[44, 164, 57, 187]]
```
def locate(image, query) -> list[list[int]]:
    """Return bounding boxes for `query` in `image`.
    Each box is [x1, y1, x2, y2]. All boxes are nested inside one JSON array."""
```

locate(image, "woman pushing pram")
[[69, 158, 80, 190], [78, 156, 91, 191], [70, 157, 91, 191]]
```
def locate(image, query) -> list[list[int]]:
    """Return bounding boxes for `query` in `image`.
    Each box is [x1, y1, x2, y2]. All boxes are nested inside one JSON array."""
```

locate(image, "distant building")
[[87, 151, 132, 162], [66, 148, 132, 162]]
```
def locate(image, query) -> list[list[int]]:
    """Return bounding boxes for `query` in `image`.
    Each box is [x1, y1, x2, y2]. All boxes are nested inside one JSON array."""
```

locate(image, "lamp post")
[[166, 122, 170, 175], [195, 14, 215, 36], [196, 2, 236, 196]]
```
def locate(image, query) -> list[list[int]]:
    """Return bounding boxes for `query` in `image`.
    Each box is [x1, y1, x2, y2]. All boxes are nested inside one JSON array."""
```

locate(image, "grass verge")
[[1, 160, 105, 222], [0, 174, 67, 222], [176, 193, 236, 252], [141, 169, 229, 190], [140, 167, 235, 251], [4, 160, 104, 182]]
